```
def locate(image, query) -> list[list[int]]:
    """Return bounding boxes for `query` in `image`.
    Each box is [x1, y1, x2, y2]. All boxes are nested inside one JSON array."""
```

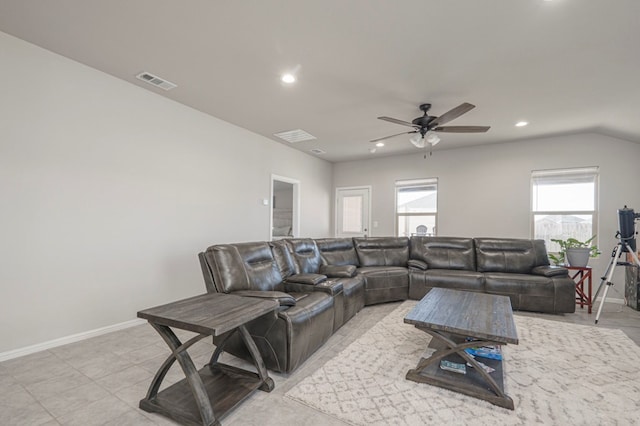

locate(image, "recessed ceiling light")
[[515, 121, 529, 127], [375, 142, 385, 147], [281, 73, 296, 84]]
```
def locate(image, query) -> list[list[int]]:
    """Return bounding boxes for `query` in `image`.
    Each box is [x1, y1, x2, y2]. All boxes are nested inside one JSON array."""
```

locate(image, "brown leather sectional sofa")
[[198, 236, 575, 373]]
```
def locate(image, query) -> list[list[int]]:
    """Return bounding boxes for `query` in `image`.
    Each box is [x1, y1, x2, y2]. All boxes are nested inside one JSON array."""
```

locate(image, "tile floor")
[[1, 300, 639, 426]]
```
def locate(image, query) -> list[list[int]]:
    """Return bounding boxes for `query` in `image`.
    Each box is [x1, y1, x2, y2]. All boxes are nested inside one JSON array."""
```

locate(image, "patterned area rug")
[[285, 301, 640, 425]]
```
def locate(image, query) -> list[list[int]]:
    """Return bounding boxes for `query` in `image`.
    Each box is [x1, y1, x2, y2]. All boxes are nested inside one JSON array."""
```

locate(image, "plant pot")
[[566, 247, 591, 267]]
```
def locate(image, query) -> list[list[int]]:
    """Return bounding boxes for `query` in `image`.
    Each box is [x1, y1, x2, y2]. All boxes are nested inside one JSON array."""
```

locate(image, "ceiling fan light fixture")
[[409, 133, 426, 148], [426, 132, 440, 145]]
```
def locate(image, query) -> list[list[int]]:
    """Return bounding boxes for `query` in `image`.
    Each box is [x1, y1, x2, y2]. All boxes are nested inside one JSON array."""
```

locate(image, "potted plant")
[[549, 236, 601, 267]]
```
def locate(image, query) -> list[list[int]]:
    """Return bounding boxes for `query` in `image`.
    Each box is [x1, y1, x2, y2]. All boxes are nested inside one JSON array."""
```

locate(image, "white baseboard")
[[594, 296, 625, 305], [0, 318, 146, 363]]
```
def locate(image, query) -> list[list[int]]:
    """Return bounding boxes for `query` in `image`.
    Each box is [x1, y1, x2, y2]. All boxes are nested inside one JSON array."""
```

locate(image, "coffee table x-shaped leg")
[[406, 327, 514, 410]]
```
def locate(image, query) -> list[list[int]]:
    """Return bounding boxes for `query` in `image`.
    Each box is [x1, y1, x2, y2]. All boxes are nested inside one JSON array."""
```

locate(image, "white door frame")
[[335, 185, 372, 237], [270, 174, 300, 240]]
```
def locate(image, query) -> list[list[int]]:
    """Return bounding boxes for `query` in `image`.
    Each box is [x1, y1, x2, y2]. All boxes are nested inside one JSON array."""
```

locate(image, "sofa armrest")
[[284, 276, 343, 296], [284, 282, 315, 293], [319, 264, 357, 278], [230, 290, 296, 306], [314, 279, 344, 296], [407, 259, 429, 270], [285, 273, 327, 285], [531, 265, 569, 278]]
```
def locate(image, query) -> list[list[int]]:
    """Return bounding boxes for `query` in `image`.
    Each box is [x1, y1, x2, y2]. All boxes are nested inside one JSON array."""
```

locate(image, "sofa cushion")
[[214, 291, 334, 373], [286, 238, 323, 274], [357, 266, 409, 305], [353, 237, 409, 267], [315, 238, 359, 266], [203, 242, 284, 293], [270, 239, 296, 279], [483, 272, 567, 313], [407, 259, 428, 270], [285, 273, 327, 285], [532, 265, 569, 277], [410, 236, 476, 270], [409, 269, 485, 300], [532, 239, 552, 267], [319, 264, 357, 278], [475, 238, 537, 274], [231, 290, 297, 306]]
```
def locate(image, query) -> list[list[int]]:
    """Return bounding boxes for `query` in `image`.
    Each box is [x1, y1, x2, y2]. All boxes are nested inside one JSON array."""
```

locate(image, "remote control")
[[440, 359, 466, 374]]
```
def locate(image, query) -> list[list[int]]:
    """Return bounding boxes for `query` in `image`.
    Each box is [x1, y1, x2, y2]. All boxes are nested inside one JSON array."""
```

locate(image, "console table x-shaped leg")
[[141, 323, 273, 426], [406, 327, 514, 410]]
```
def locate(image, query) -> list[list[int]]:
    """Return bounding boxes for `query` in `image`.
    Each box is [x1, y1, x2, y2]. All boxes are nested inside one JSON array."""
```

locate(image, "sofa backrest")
[[410, 236, 476, 270], [532, 239, 551, 267], [353, 237, 409, 267], [475, 238, 539, 273], [269, 239, 296, 279], [285, 238, 323, 274], [315, 237, 359, 266], [202, 242, 284, 293]]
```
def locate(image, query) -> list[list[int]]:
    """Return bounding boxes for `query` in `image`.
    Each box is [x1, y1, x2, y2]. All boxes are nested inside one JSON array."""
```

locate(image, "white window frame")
[[530, 166, 599, 252], [395, 178, 438, 237]]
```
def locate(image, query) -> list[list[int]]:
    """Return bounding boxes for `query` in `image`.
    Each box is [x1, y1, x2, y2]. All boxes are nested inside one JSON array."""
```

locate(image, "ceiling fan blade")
[[429, 103, 475, 127], [370, 130, 416, 143], [377, 116, 419, 128], [433, 125, 490, 133]]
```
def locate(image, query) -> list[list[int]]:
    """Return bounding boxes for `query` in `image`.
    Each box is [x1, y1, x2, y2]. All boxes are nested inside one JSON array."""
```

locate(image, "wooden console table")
[[404, 288, 518, 410], [567, 266, 593, 313], [138, 293, 278, 426]]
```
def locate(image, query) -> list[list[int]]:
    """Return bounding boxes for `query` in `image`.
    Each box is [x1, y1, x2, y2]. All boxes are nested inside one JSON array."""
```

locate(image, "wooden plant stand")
[[568, 266, 593, 313]]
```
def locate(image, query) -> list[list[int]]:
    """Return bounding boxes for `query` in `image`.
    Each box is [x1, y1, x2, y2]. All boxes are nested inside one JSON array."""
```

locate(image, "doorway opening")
[[271, 175, 300, 240]]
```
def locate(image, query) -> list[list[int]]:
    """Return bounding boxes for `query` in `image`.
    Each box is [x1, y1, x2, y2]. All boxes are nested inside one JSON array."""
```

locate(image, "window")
[[531, 167, 599, 252], [396, 178, 437, 237]]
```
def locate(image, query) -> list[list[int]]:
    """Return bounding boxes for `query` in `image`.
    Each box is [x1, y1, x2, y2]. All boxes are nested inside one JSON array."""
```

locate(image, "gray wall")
[[0, 32, 333, 354], [334, 133, 640, 300]]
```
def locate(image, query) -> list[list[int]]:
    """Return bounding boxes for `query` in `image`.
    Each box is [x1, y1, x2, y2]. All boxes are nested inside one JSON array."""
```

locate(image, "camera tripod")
[[593, 238, 640, 324]]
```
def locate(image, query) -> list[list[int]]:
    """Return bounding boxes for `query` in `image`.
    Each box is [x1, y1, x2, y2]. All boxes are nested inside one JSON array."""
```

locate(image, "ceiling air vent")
[[310, 148, 326, 155], [135, 72, 177, 91], [274, 129, 317, 143]]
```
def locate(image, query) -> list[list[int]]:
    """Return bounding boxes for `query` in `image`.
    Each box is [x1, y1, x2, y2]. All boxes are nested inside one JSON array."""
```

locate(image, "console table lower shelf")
[[137, 293, 279, 426], [406, 332, 512, 410], [140, 359, 270, 426]]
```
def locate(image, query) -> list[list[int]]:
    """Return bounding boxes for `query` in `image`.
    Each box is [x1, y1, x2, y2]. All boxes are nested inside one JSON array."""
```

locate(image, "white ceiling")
[[1, 0, 639, 162]]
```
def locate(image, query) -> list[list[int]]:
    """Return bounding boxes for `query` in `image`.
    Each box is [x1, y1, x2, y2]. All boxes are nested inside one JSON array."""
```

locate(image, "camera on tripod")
[[618, 206, 640, 252], [594, 206, 640, 324]]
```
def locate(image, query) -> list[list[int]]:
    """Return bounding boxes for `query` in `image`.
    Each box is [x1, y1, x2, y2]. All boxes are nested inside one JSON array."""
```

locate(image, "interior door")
[[336, 187, 371, 237]]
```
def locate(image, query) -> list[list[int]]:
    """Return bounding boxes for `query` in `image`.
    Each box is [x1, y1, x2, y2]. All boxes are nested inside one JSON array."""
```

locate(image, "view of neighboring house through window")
[[396, 178, 438, 237], [531, 167, 599, 253]]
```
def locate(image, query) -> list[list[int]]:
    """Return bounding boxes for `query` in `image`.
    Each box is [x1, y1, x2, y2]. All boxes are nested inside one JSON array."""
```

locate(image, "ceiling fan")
[[371, 102, 490, 149]]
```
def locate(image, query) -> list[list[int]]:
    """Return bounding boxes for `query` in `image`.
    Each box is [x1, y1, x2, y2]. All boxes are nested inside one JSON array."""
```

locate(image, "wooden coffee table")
[[404, 288, 519, 409], [138, 293, 279, 426]]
